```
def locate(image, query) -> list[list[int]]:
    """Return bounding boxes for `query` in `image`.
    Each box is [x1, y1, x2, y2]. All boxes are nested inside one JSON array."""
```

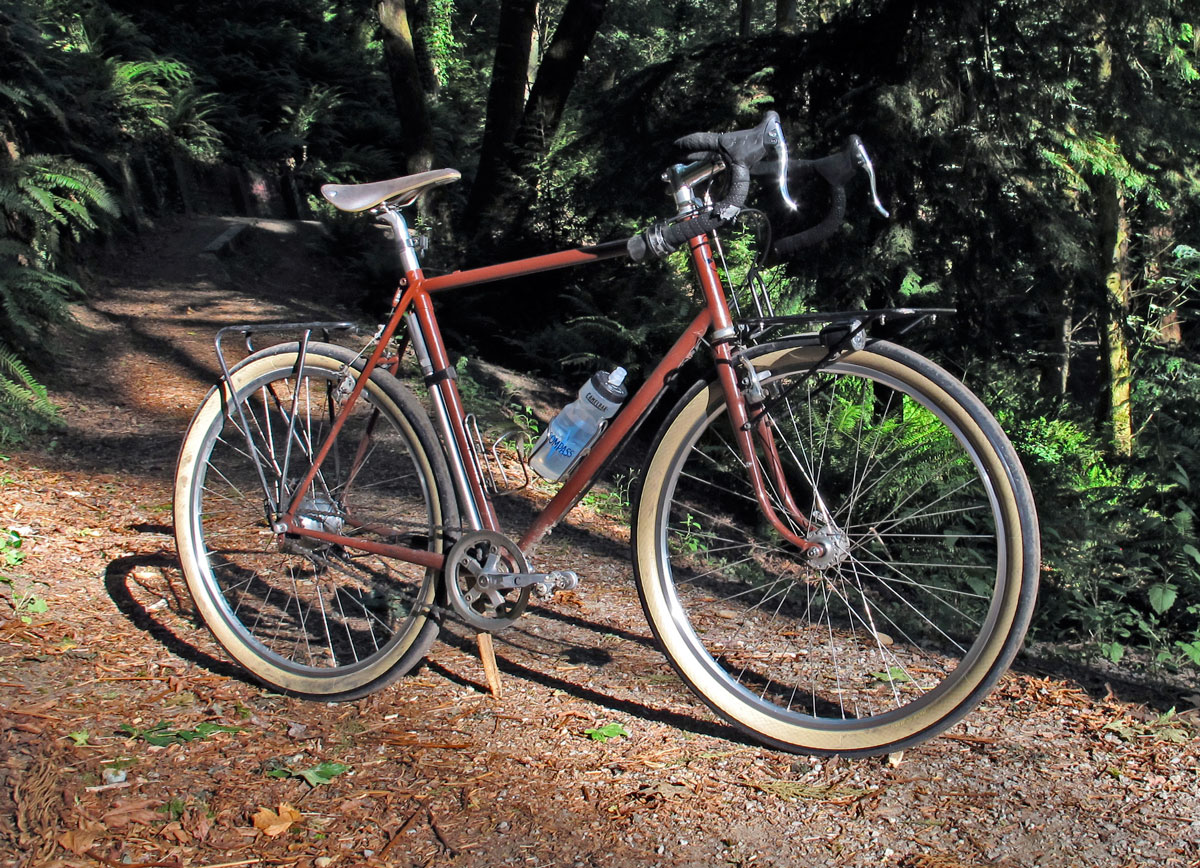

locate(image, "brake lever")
[[848, 135, 890, 218], [769, 116, 799, 212]]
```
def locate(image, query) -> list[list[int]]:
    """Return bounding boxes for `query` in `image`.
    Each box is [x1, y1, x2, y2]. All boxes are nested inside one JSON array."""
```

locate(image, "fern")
[[0, 262, 81, 342], [0, 344, 59, 446], [0, 83, 32, 111], [1, 155, 120, 252]]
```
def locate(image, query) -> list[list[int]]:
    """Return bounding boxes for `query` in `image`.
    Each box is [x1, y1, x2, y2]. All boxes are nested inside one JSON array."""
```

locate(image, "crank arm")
[[474, 570, 580, 592]]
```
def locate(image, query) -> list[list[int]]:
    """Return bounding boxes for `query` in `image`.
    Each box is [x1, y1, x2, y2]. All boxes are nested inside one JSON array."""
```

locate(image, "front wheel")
[[174, 342, 457, 700], [633, 339, 1039, 755]]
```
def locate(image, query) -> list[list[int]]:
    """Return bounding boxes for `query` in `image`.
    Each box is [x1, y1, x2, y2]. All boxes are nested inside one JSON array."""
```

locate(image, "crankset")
[[444, 530, 579, 632]]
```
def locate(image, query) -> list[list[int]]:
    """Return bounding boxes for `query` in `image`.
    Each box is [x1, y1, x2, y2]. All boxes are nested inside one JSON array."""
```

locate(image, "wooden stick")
[[476, 632, 502, 698]]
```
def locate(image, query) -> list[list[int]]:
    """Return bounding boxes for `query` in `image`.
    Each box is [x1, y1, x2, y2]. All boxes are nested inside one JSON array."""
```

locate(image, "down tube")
[[519, 308, 713, 552]]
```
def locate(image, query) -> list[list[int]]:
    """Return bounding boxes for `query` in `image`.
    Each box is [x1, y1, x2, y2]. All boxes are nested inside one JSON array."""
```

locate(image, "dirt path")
[[1, 217, 1199, 868]]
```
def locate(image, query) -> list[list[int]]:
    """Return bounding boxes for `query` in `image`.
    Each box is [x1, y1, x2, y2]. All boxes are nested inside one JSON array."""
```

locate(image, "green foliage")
[[1103, 707, 1192, 744], [1041, 131, 1169, 210], [897, 269, 941, 300], [119, 720, 243, 746], [0, 529, 26, 577], [583, 722, 629, 743], [0, 348, 60, 446], [13, 591, 48, 623], [991, 344, 1200, 668], [266, 761, 351, 787], [0, 152, 116, 443], [871, 666, 913, 684], [1151, 19, 1200, 84], [2, 155, 119, 236], [2, 531, 48, 623], [424, 0, 460, 89]]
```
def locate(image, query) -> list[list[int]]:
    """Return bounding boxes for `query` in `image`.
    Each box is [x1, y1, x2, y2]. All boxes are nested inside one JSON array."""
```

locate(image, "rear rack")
[[211, 321, 365, 516], [214, 320, 361, 384]]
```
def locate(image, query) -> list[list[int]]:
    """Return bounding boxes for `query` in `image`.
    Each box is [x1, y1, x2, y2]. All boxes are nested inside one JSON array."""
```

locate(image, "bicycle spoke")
[[181, 352, 444, 689], [641, 343, 1033, 754]]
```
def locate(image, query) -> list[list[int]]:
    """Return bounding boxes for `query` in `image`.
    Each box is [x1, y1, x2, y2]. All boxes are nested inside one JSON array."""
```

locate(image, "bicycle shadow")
[[430, 626, 750, 747], [103, 550, 248, 683], [102, 546, 753, 746]]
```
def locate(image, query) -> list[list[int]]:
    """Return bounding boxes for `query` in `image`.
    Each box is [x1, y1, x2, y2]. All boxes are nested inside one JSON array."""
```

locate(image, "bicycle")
[[173, 111, 1039, 756]]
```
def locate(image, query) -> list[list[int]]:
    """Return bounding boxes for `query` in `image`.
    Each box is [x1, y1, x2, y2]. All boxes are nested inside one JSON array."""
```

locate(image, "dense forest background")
[[3, 0, 1200, 677]]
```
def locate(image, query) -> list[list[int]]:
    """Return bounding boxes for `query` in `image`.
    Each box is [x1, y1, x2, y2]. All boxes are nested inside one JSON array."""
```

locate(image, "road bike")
[[173, 112, 1040, 756]]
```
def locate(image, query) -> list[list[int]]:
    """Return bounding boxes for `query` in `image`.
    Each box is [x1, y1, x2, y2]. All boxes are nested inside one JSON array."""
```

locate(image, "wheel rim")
[[188, 361, 441, 681], [649, 351, 1022, 745]]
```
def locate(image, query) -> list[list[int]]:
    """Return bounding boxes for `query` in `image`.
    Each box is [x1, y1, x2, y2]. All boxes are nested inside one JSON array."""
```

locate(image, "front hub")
[[805, 528, 850, 571]]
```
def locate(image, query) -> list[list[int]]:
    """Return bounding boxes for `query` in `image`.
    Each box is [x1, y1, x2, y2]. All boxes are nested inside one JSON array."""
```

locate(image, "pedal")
[[532, 570, 579, 600]]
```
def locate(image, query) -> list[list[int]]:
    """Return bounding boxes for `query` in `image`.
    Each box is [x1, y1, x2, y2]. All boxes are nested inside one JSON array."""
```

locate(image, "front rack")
[[742, 306, 957, 340]]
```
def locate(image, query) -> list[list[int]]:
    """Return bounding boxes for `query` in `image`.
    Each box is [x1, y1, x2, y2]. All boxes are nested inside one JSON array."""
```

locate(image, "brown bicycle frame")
[[274, 226, 821, 571]]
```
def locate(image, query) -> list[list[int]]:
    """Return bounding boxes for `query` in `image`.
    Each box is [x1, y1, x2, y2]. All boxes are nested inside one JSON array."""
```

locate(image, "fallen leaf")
[[634, 781, 690, 801], [253, 802, 302, 837], [295, 761, 350, 786], [583, 723, 629, 743], [102, 799, 161, 829], [159, 820, 192, 844], [57, 828, 98, 856]]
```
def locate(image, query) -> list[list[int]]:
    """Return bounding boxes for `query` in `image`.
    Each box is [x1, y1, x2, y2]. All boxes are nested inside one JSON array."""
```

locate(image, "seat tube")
[[379, 207, 497, 533], [404, 303, 494, 532]]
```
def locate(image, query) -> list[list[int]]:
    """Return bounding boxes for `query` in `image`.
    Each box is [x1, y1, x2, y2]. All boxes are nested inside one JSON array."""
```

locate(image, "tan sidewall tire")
[[634, 341, 1038, 755], [174, 347, 447, 697]]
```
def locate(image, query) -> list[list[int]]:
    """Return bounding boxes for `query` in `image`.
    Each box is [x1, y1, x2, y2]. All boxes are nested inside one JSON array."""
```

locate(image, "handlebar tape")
[[765, 138, 860, 257], [628, 113, 779, 262], [773, 185, 847, 258]]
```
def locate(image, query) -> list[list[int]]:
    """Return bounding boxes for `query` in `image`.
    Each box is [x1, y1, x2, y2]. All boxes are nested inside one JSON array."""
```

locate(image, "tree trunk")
[[1089, 13, 1134, 458], [1146, 221, 1183, 345], [472, 0, 609, 244], [378, 0, 436, 175], [408, 0, 441, 100], [740, 0, 754, 36], [465, 0, 539, 227], [513, 0, 607, 158], [776, 0, 798, 32], [1096, 173, 1134, 458], [1040, 284, 1075, 401]]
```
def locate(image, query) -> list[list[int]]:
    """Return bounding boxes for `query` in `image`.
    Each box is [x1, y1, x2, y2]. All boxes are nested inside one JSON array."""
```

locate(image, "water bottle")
[[530, 367, 628, 481]]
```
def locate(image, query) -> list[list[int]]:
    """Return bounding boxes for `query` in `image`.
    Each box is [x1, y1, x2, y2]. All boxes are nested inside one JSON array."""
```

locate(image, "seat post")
[[376, 207, 422, 274]]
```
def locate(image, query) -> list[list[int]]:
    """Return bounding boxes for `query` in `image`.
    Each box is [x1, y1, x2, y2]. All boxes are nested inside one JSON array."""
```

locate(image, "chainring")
[[444, 530, 531, 632]]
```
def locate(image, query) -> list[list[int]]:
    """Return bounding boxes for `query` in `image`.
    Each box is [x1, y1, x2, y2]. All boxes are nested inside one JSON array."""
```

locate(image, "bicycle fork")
[[725, 353, 831, 562], [686, 236, 830, 562]]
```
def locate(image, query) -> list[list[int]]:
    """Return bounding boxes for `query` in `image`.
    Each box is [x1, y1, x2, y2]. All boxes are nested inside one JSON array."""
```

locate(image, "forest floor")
[[1, 216, 1200, 868]]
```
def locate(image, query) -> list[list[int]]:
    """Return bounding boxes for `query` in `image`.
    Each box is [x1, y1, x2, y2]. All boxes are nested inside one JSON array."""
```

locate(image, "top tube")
[[420, 240, 630, 295]]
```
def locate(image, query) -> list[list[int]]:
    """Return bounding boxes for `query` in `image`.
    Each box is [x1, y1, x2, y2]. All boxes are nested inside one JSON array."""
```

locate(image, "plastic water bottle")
[[530, 368, 628, 481]]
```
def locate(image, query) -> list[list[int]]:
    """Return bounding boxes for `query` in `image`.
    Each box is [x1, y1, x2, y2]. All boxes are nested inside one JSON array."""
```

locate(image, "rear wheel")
[[633, 339, 1038, 755], [174, 342, 456, 699]]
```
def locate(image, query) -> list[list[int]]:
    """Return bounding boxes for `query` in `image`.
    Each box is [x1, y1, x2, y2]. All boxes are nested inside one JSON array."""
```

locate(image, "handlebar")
[[767, 135, 889, 258], [627, 115, 888, 263], [628, 112, 785, 262]]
